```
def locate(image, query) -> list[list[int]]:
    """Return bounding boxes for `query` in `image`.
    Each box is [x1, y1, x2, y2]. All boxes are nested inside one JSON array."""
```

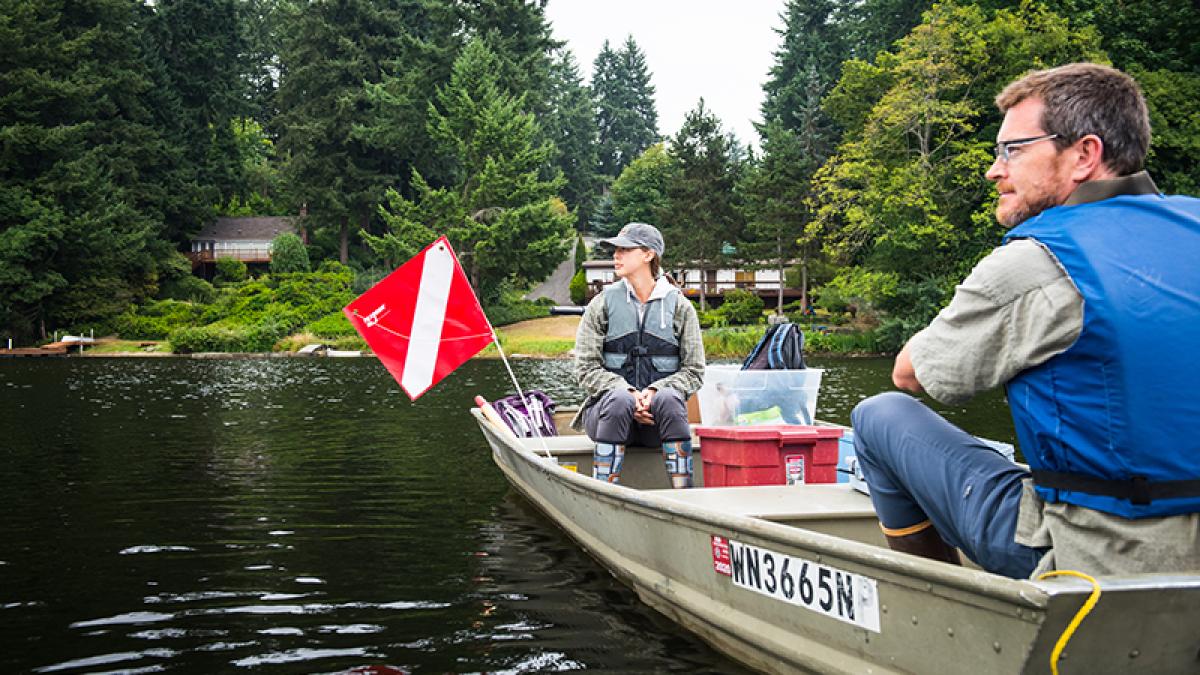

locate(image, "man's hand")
[[633, 387, 657, 425]]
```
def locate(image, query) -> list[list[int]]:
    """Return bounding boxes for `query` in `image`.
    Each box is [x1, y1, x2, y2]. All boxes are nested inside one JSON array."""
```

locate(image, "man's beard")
[[999, 191, 1062, 228]]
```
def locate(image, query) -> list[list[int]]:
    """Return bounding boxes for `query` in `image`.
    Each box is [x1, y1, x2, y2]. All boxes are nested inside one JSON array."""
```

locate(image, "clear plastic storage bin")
[[696, 365, 823, 426]]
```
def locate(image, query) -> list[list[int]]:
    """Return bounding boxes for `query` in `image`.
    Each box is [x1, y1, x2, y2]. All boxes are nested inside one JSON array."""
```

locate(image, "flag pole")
[[491, 331, 555, 461]]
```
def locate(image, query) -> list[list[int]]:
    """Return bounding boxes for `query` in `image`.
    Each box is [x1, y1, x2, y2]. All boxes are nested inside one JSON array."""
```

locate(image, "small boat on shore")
[[297, 343, 363, 358], [471, 406, 1200, 674]]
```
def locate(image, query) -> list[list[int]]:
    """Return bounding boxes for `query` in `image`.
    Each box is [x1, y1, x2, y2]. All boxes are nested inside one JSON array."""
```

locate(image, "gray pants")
[[583, 387, 690, 446], [852, 392, 1046, 578]]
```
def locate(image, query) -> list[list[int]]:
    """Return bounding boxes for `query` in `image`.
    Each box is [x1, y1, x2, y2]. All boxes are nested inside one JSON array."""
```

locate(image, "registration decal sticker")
[[719, 538, 881, 633], [711, 536, 732, 576]]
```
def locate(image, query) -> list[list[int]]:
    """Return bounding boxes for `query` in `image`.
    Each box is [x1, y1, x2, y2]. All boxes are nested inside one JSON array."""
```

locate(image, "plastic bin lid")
[[694, 424, 844, 441]]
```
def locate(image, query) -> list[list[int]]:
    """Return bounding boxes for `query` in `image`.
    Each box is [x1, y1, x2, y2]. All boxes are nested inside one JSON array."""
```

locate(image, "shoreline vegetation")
[[20, 316, 883, 360], [8, 265, 881, 361]]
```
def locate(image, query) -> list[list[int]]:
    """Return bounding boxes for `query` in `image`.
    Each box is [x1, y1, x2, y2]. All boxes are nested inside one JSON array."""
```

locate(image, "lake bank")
[[7, 316, 886, 360]]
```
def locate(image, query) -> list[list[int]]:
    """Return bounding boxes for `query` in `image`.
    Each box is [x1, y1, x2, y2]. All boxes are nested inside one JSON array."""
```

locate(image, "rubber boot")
[[593, 443, 626, 483], [882, 521, 961, 565], [661, 440, 694, 489]]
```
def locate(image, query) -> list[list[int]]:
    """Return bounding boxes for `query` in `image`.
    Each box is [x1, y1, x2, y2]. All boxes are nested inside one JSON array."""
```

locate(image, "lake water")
[[0, 356, 1014, 673]]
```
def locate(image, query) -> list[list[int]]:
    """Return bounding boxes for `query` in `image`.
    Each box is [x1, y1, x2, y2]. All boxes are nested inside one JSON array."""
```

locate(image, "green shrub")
[[169, 319, 291, 353], [270, 233, 310, 274], [569, 269, 587, 305], [112, 300, 205, 339], [159, 274, 216, 304], [697, 308, 728, 329], [805, 329, 881, 353], [716, 289, 765, 325], [215, 257, 248, 283], [701, 324, 881, 357], [169, 325, 253, 353], [485, 300, 550, 327], [702, 326, 765, 359], [574, 236, 588, 272], [304, 311, 356, 338], [352, 266, 389, 294], [813, 285, 849, 315]]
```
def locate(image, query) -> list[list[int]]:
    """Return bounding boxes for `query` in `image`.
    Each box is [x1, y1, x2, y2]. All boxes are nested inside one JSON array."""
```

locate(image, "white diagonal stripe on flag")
[[401, 243, 454, 396]]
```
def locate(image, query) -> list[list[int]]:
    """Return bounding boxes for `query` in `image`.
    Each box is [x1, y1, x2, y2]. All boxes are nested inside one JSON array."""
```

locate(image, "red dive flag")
[[344, 236, 494, 400]]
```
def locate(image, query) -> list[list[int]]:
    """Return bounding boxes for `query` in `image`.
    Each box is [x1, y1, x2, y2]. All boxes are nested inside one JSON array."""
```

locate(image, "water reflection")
[[0, 356, 1014, 672]]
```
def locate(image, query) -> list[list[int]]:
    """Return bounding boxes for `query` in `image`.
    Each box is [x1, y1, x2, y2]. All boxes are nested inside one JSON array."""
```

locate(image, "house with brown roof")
[[187, 216, 298, 276]]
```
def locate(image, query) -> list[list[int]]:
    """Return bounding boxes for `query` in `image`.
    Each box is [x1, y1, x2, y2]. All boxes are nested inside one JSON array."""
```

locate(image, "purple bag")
[[492, 390, 558, 438]]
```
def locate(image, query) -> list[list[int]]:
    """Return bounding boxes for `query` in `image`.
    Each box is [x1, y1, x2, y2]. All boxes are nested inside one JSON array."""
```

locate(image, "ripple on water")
[[230, 646, 377, 668], [35, 648, 177, 673]]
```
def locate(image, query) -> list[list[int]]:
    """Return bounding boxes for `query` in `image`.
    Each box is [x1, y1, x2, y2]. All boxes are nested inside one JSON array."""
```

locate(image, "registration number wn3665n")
[[712, 536, 881, 633]]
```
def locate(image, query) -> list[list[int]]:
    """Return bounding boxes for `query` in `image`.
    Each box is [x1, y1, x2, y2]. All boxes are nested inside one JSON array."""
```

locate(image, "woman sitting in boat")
[[571, 222, 705, 488]]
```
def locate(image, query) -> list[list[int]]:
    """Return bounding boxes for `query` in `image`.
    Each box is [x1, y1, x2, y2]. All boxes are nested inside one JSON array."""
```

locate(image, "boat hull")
[[474, 411, 1200, 673]]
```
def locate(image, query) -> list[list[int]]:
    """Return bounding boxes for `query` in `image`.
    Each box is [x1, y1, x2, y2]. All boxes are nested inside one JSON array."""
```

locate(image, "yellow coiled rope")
[[1036, 570, 1102, 675]]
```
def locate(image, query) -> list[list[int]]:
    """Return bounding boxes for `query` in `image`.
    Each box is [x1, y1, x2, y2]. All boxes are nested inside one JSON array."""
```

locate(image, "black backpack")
[[741, 322, 806, 371]]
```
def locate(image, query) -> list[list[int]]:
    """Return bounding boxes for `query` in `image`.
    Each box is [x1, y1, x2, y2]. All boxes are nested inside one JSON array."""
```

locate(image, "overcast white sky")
[[543, 0, 788, 147]]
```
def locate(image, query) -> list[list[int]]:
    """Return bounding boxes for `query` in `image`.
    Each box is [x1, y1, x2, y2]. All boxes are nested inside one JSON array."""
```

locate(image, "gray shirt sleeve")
[[908, 239, 1084, 405]]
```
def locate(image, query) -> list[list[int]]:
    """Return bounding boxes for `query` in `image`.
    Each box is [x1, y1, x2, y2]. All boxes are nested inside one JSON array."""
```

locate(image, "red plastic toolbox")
[[696, 424, 844, 487]]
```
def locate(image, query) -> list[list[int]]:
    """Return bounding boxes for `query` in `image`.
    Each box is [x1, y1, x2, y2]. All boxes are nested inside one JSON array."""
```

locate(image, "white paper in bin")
[[696, 365, 823, 426]]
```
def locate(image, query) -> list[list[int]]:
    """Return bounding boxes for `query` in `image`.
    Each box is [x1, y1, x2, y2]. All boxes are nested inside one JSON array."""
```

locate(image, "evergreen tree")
[[364, 40, 572, 301], [240, 0, 284, 132], [739, 122, 819, 313], [147, 0, 246, 217], [275, 0, 412, 264], [610, 143, 676, 227], [355, 1, 461, 199], [750, 0, 853, 314], [593, 36, 659, 180], [761, 0, 846, 142], [544, 49, 599, 229], [460, 0, 560, 120], [659, 100, 744, 309], [840, 0, 934, 61], [0, 0, 178, 339], [588, 192, 617, 239]]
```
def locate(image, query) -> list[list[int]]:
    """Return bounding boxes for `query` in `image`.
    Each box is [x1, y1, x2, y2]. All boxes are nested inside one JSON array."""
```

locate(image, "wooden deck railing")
[[187, 250, 272, 265], [586, 280, 800, 301]]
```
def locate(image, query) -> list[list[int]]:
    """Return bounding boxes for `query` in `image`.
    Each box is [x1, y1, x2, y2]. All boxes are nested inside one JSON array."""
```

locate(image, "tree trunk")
[[699, 265, 708, 311], [776, 236, 785, 314], [339, 221, 349, 264], [801, 253, 809, 311]]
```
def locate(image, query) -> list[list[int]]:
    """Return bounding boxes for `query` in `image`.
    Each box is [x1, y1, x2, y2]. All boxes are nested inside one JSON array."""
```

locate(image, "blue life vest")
[[601, 281, 681, 390], [1002, 194, 1200, 518]]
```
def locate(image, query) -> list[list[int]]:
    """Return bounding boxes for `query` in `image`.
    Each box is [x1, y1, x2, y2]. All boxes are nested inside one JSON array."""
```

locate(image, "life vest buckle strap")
[[1032, 470, 1200, 505], [1130, 475, 1151, 506]]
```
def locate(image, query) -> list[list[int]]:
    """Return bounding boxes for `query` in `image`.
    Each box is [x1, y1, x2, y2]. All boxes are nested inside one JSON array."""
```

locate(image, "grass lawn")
[[83, 339, 169, 354]]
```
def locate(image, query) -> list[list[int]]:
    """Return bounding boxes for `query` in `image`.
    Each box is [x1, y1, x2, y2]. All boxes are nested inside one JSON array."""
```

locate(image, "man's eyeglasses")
[[993, 133, 1060, 162]]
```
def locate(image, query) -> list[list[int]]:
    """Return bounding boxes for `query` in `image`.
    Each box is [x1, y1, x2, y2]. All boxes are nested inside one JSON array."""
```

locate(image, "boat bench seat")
[[645, 484, 877, 522], [646, 484, 885, 545]]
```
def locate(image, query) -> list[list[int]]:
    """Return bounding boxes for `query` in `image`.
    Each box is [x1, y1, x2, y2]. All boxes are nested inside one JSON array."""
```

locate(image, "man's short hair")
[[995, 62, 1151, 176]]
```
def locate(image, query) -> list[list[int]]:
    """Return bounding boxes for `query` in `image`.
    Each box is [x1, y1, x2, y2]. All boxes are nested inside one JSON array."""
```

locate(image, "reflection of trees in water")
[[469, 492, 749, 673]]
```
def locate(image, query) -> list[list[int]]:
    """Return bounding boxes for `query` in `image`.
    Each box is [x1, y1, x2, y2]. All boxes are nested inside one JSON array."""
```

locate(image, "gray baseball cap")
[[601, 222, 665, 258]]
